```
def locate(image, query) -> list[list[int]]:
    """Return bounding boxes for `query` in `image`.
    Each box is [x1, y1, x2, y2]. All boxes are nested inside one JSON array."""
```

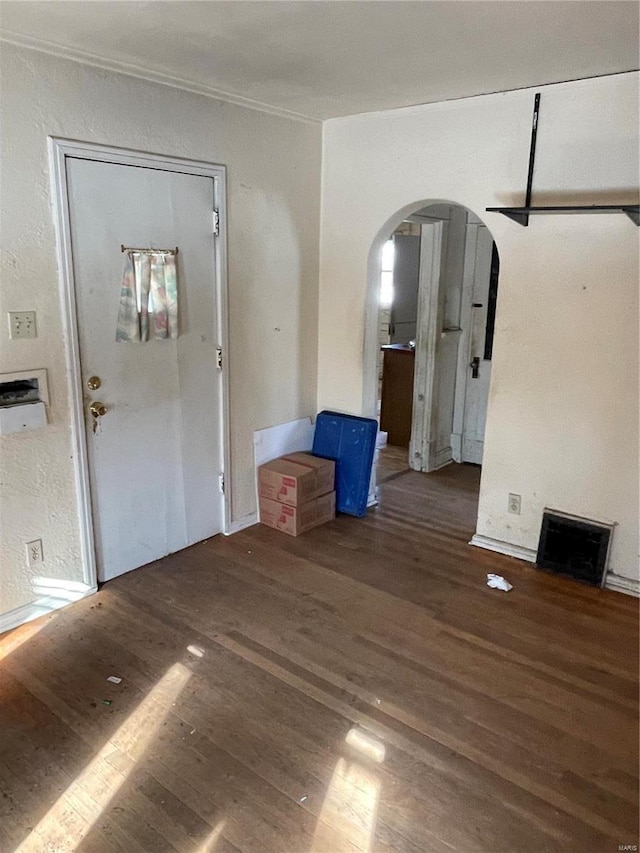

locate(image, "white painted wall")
[[0, 45, 321, 616], [319, 73, 639, 582]]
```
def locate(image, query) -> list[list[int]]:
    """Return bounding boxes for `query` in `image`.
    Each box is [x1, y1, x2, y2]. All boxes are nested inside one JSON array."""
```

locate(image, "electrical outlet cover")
[[26, 539, 43, 568], [9, 311, 37, 339], [508, 493, 522, 515]]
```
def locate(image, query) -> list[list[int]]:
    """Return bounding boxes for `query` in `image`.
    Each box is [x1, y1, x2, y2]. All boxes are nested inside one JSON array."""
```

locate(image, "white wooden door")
[[410, 221, 457, 472], [67, 158, 223, 582], [458, 224, 494, 464]]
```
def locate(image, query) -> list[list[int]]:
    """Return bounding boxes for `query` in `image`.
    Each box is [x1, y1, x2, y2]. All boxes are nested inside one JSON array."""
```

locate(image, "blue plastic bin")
[[312, 411, 378, 517]]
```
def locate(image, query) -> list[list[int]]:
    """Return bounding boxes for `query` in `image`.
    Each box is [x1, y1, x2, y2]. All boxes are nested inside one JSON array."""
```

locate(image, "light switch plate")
[[8, 311, 37, 339]]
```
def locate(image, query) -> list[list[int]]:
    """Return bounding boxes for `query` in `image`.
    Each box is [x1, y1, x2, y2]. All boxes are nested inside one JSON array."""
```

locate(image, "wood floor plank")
[[1, 464, 637, 852]]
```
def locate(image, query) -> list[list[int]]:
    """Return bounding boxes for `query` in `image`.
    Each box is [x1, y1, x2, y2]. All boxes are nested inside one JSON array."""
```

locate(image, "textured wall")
[[319, 73, 639, 582], [0, 45, 321, 615]]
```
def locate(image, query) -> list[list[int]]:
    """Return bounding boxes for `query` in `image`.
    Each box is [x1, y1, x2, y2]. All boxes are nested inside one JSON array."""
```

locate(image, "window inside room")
[[379, 239, 394, 307]]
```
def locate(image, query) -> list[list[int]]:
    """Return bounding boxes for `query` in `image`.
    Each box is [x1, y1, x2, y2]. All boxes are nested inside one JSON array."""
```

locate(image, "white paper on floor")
[[486, 573, 513, 592]]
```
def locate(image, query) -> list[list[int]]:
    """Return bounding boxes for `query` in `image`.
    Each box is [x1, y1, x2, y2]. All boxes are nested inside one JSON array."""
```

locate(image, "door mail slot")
[[0, 370, 48, 435]]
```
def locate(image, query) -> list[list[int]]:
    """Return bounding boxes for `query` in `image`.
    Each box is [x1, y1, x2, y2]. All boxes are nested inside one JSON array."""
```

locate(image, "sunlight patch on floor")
[[345, 726, 386, 763], [15, 662, 192, 852], [0, 617, 50, 662], [311, 728, 386, 852], [193, 819, 227, 852], [311, 759, 381, 852]]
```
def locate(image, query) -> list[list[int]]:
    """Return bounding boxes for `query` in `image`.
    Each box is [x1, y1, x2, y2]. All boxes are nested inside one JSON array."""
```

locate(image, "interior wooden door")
[[409, 220, 455, 472], [67, 158, 223, 582]]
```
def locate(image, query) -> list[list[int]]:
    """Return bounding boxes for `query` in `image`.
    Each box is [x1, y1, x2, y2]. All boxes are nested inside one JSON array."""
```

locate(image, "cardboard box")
[[259, 491, 336, 537], [257, 452, 335, 507]]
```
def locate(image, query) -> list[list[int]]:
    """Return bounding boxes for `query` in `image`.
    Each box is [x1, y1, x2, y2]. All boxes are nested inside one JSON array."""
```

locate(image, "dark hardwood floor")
[[376, 445, 410, 484], [1, 465, 638, 852]]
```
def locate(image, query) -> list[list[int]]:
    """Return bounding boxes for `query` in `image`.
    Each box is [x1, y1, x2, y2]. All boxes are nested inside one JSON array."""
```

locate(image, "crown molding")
[[0, 29, 321, 125]]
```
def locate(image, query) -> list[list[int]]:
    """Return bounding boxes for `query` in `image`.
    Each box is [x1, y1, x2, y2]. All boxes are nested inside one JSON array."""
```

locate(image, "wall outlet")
[[8, 311, 37, 339], [508, 493, 522, 515], [26, 539, 43, 568]]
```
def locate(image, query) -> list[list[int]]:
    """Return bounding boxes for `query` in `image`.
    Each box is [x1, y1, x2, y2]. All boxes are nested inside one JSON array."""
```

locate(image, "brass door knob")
[[87, 376, 102, 390], [89, 401, 107, 418]]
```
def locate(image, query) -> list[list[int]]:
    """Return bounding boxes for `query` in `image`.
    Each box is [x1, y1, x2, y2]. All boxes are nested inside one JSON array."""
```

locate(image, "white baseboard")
[[433, 448, 453, 470], [0, 581, 97, 635], [224, 512, 258, 536], [471, 534, 639, 598], [604, 573, 640, 597], [451, 433, 462, 462], [470, 534, 536, 562]]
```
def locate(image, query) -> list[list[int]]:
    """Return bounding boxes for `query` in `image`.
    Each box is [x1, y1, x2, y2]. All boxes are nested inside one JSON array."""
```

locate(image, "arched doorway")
[[364, 201, 500, 492]]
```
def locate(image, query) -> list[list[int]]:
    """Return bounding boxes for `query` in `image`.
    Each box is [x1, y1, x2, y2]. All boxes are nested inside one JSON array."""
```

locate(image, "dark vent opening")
[[0, 378, 39, 407], [536, 512, 612, 587]]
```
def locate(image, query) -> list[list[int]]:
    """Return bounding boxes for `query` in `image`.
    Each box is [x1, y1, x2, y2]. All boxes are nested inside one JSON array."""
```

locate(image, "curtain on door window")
[[116, 251, 178, 341]]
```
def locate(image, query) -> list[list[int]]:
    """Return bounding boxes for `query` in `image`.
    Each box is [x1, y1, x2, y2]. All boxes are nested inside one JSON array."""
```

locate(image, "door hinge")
[[216, 346, 223, 371], [213, 208, 220, 236], [219, 473, 225, 494]]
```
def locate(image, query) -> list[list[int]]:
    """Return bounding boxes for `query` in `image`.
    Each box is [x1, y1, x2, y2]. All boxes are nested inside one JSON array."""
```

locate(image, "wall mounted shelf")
[[486, 92, 639, 227], [486, 205, 640, 227]]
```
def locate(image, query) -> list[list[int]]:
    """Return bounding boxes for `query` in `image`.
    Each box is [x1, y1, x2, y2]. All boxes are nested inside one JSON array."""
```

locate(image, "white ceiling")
[[0, 1, 638, 120]]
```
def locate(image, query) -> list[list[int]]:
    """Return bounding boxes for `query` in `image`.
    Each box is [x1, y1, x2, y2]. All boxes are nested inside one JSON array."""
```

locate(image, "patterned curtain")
[[116, 252, 178, 342]]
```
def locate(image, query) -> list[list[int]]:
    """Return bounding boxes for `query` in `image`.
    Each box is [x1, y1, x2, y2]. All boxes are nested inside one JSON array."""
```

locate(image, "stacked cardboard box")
[[258, 452, 336, 536]]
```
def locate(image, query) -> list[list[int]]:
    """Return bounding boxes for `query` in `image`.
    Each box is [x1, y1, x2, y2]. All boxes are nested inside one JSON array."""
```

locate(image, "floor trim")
[[604, 573, 640, 597], [470, 533, 536, 562], [471, 534, 639, 597], [0, 581, 97, 635]]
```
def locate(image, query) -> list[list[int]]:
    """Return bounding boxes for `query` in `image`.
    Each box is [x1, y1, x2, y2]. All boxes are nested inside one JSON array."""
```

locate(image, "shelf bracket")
[[521, 92, 541, 227], [623, 207, 640, 226], [486, 93, 639, 227], [499, 210, 530, 226]]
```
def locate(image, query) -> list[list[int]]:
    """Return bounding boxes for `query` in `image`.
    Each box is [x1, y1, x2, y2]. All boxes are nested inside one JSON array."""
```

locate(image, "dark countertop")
[[381, 344, 415, 354]]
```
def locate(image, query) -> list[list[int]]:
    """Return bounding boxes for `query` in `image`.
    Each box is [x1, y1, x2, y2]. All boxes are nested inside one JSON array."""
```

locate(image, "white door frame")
[[409, 220, 445, 472], [363, 200, 448, 421], [451, 221, 481, 462], [48, 138, 231, 591]]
